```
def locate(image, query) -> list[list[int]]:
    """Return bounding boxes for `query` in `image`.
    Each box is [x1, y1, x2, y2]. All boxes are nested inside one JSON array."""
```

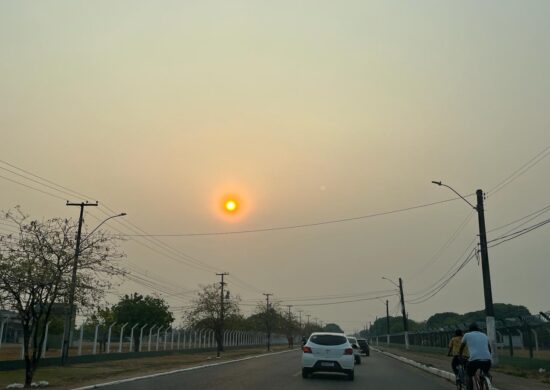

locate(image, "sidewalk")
[[376, 345, 550, 390]]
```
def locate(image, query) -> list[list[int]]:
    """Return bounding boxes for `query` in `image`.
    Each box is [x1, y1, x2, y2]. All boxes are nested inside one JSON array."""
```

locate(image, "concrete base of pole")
[[404, 331, 410, 350], [486, 316, 498, 365]]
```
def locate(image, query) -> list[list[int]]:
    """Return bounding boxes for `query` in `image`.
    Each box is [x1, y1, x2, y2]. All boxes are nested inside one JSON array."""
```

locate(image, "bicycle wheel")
[[472, 373, 482, 390], [481, 373, 492, 390], [456, 366, 466, 390]]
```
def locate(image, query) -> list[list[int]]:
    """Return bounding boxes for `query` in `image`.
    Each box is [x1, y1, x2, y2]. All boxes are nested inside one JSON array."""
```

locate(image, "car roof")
[[310, 332, 347, 337]]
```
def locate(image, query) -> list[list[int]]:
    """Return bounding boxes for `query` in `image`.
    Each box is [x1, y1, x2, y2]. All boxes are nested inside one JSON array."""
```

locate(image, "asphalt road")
[[101, 350, 452, 390]]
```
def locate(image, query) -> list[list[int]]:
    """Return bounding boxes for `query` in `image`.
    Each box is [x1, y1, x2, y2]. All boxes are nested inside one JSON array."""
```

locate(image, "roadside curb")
[[373, 348, 500, 390], [71, 348, 299, 390]]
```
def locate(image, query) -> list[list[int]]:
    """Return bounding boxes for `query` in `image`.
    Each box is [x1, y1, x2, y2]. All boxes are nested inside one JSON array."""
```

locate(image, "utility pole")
[[263, 293, 272, 351], [62, 201, 98, 365], [476, 189, 497, 362], [216, 272, 228, 357], [286, 305, 293, 348], [386, 299, 390, 345], [433, 182, 497, 363], [398, 277, 409, 350], [297, 310, 303, 333]]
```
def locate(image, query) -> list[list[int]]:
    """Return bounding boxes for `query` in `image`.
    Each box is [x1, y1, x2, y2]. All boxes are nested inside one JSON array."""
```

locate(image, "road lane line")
[[71, 349, 299, 390]]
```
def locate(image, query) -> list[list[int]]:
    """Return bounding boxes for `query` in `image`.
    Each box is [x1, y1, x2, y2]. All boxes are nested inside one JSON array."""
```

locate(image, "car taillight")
[[344, 348, 353, 355], [302, 346, 312, 353]]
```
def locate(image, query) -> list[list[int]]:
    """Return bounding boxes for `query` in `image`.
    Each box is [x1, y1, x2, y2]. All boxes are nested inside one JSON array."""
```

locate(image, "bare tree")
[[0, 207, 124, 387], [183, 284, 241, 353]]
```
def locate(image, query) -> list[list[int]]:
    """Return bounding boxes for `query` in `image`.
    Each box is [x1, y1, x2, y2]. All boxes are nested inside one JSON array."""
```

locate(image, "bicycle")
[[471, 368, 492, 390], [454, 359, 467, 390]]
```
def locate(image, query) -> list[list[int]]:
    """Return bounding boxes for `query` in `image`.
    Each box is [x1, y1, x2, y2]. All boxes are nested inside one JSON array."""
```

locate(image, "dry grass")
[[0, 346, 292, 389]]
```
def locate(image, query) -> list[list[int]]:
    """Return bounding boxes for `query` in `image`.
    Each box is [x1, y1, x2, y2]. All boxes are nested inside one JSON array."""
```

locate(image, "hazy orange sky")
[[1, 1, 549, 332]]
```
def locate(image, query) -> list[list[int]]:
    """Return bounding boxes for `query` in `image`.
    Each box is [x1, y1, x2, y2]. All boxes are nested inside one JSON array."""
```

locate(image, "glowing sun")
[[224, 199, 238, 213]]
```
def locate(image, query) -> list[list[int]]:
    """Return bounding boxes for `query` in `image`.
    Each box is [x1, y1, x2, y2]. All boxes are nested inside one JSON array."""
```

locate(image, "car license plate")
[[321, 362, 335, 367]]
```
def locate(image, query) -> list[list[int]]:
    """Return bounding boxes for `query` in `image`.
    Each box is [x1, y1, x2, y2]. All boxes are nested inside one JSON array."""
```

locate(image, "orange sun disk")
[[224, 199, 238, 213]]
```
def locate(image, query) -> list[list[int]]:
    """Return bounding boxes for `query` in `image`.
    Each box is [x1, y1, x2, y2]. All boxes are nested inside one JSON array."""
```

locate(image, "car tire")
[[301, 368, 309, 379], [348, 370, 355, 381], [355, 356, 361, 365]]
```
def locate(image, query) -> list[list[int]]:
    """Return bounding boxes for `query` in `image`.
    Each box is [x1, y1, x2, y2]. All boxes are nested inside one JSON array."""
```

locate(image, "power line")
[[407, 249, 478, 305], [116, 197, 470, 237], [275, 292, 399, 307], [409, 211, 475, 280], [488, 217, 550, 249], [487, 203, 550, 234], [0, 174, 68, 201], [487, 145, 550, 198], [408, 238, 477, 297]]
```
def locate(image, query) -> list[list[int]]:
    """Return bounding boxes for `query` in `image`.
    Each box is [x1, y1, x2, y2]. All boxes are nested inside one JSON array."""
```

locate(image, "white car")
[[301, 332, 355, 380], [347, 336, 362, 364]]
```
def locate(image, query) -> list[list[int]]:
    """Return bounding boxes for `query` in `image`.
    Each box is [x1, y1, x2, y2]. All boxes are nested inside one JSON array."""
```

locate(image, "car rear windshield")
[[310, 335, 347, 346]]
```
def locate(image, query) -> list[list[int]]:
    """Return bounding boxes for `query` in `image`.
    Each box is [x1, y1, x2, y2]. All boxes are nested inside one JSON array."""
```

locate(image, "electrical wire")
[[274, 292, 399, 307], [407, 238, 478, 297], [488, 217, 550, 249], [487, 203, 550, 234], [409, 211, 475, 280], [487, 145, 550, 198], [116, 197, 468, 237], [407, 249, 478, 305]]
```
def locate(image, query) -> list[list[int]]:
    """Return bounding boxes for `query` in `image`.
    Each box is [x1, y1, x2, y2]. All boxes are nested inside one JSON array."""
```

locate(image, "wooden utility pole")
[[61, 201, 98, 365], [216, 272, 229, 357], [263, 293, 272, 351]]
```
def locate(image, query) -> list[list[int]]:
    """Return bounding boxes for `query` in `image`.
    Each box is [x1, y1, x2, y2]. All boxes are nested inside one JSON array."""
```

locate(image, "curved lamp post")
[[432, 181, 496, 363]]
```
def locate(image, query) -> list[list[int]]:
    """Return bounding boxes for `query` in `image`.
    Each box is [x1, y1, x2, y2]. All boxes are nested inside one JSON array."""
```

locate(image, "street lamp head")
[[431, 180, 442, 186], [120, 213, 127, 216]]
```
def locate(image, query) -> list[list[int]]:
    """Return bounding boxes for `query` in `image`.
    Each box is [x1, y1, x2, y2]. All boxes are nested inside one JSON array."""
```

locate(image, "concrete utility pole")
[[263, 293, 272, 351], [61, 201, 98, 365], [475, 189, 497, 362], [286, 305, 293, 348], [398, 278, 409, 350], [386, 299, 390, 345], [432, 182, 496, 363], [216, 272, 228, 357], [297, 310, 303, 333]]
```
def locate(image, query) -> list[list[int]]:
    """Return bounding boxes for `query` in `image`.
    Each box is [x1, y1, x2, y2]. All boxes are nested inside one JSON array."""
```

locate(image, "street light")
[[432, 180, 497, 362], [82, 213, 127, 243], [61, 211, 127, 364], [381, 276, 399, 288]]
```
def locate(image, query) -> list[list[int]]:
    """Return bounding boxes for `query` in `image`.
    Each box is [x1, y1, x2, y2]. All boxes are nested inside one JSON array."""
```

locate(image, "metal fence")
[[372, 314, 550, 360], [0, 319, 289, 364]]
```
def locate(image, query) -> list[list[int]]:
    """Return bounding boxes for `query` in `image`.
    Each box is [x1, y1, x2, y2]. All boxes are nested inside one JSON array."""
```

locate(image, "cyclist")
[[448, 329, 468, 378], [459, 323, 492, 390]]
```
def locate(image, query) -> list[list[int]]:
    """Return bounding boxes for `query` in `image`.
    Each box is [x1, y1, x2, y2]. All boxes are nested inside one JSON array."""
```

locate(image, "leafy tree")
[[425, 304, 531, 330], [183, 284, 240, 354], [324, 323, 344, 333], [111, 293, 174, 351], [369, 316, 422, 335], [426, 312, 463, 329], [0, 208, 123, 387]]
